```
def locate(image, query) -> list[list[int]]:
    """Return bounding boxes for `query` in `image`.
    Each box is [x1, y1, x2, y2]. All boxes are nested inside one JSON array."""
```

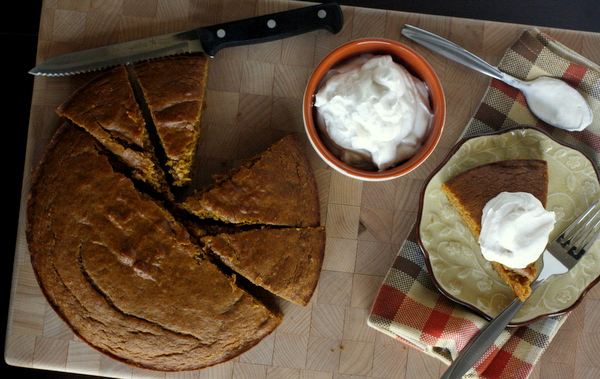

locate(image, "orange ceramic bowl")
[[303, 38, 446, 181]]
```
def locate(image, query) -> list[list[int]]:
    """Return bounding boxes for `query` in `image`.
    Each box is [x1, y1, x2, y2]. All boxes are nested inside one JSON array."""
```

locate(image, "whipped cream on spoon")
[[402, 25, 593, 132]]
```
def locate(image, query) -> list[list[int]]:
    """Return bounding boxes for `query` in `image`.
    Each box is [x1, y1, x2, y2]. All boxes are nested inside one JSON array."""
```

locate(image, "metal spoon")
[[401, 25, 593, 132]]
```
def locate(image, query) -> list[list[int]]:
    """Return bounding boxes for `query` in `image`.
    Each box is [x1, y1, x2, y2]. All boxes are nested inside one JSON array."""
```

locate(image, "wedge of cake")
[[133, 55, 210, 186], [201, 227, 326, 306], [56, 65, 171, 199], [26, 123, 282, 371], [182, 133, 320, 227], [441, 159, 549, 300]]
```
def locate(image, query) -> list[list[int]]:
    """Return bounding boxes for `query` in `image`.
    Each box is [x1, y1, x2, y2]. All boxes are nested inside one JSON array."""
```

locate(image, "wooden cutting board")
[[6, 0, 600, 378]]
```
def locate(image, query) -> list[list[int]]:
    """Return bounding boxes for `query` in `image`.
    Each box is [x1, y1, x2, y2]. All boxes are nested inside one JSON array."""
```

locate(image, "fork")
[[441, 200, 600, 379]]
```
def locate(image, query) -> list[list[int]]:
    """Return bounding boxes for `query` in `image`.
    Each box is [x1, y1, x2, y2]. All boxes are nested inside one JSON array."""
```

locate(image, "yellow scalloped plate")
[[417, 126, 600, 325]]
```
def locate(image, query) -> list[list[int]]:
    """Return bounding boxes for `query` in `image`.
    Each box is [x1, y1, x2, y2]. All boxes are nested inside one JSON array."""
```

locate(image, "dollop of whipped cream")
[[521, 77, 593, 132], [479, 192, 556, 269], [314, 54, 433, 171]]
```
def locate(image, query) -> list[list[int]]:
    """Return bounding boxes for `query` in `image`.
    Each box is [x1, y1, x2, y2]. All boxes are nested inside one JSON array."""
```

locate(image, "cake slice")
[[201, 227, 326, 306], [182, 133, 321, 227], [441, 159, 549, 300], [56, 65, 171, 199], [133, 55, 210, 186]]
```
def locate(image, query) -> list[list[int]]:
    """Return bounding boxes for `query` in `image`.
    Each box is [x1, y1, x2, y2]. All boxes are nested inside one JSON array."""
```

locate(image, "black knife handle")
[[196, 3, 344, 57]]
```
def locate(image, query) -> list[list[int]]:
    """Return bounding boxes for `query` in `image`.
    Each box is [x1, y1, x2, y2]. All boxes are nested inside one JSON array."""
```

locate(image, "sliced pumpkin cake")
[[133, 55, 210, 187], [201, 226, 326, 306], [56, 65, 171, 199], [182, 133, 320, 227]]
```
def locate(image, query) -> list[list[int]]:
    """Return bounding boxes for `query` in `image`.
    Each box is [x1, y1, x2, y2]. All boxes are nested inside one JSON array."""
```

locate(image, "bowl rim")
[[415, 125, 600, 326], [303, 37, 446, 181]]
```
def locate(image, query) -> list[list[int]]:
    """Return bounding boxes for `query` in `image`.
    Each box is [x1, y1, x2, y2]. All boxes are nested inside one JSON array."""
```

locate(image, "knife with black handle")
[[30, 2, 344, 76]]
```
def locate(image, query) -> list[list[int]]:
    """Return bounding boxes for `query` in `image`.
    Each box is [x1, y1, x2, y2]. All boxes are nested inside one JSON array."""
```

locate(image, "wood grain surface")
[[6, 0, 600, 378]]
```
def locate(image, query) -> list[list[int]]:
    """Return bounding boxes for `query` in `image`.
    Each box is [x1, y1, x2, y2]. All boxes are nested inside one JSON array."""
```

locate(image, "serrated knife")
[[29, 3, 344, 76]]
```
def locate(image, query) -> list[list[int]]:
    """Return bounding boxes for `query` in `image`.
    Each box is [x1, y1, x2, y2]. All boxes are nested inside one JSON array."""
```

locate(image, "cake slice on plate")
[[56, 65, 171, 199], [201, 227, 326, 306], [441, 159, 549, 300], [133, 55, 210, 187], [182, 133, 321, 227]]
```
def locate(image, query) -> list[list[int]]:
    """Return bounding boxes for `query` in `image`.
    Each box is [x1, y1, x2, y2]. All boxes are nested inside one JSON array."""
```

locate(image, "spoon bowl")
[[401, 25, 593, 132], [502, 75, 593, 131]]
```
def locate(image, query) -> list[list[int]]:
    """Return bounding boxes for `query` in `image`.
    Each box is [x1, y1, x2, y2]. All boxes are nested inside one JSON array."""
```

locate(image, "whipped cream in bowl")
[[303, 38, 446, 181], [314, 54, 433, 171], [479, 192, 556, 269]]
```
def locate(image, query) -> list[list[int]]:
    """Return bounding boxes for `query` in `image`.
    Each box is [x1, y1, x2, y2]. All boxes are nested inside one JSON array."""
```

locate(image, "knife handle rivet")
[[217, 29, 226, 38], [318, 10, 327, 19], [267, 19, 276, 29]]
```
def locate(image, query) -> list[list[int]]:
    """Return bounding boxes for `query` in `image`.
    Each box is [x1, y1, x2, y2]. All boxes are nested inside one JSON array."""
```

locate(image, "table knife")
[[29, 2, 343, 76]]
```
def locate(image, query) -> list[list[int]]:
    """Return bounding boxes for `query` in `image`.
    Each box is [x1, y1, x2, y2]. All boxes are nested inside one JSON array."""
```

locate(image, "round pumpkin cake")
[[26, 56, 325, 372]]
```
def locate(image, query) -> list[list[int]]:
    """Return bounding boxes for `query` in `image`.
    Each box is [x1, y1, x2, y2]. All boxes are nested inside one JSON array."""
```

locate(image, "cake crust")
[[441, 159, 549, 300]]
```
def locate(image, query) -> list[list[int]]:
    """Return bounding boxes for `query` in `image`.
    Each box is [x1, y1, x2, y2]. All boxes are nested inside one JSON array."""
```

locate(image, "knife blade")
[[29, 3, 344, 76]]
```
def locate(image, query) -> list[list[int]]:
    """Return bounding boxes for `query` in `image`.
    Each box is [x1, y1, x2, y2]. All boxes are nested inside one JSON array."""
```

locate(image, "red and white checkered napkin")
[[368, 29, 600, 379]]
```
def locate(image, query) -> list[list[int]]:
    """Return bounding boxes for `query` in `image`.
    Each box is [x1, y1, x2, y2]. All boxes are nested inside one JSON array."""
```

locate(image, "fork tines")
[[560, 200, 600, 258]]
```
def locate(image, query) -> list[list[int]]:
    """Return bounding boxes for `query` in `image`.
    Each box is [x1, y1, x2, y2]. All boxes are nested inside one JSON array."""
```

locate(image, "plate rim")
[[416, 125, 600, 326]]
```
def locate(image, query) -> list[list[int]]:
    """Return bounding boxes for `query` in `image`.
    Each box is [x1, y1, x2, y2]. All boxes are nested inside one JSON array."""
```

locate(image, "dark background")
[[3, 1, 599, 378]]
